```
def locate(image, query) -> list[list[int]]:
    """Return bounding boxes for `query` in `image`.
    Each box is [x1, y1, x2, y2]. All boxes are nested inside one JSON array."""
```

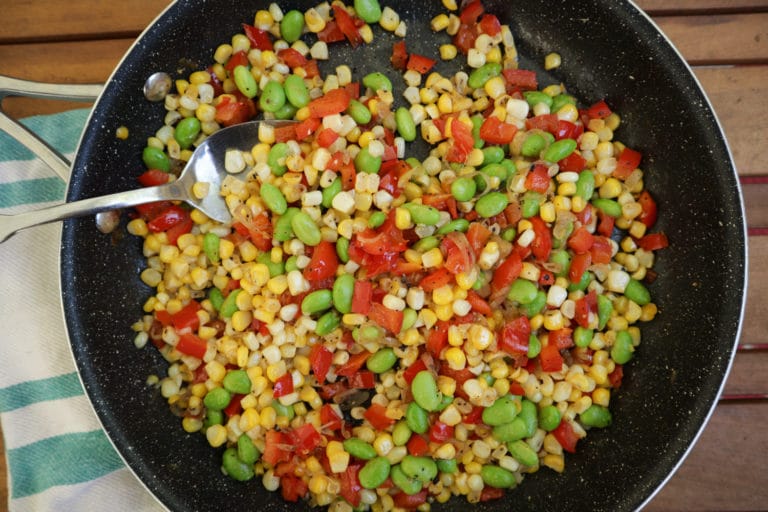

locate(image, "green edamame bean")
[[411, 371, 442, 412], [405, 402, 429, 434], [519, 290, 546, 318], [204, 409, 223, 427], [267, 142, 289, 176], [336, 237, 350, 263], [237, 434, 260, 465], [481, 465, 516, 489], [322, 177, 342, 208], [435, 394, 454, 412], [283, 74, 309, 108], [494, 416, 528, 442], [362, 72, 392, 93], [611, 330, 635, 364], [222, 447, 255, 481], [550, 250, 571, 277], [507, 439, 538, 467], [368, 211, 387, 228], [355, 147, 382, 174], [274, 102, 298, 120], [332, 274, 355, 314], [301, 289, 333, 315], [482, 394, 521, 426], [291, 211, 322, 246], [359, 457, 391, 489], [450, 177, 477, 202], [355, 324, 382, 342], [347, 99, 372, 125], [209, 287, 224, 311], [580, 404, 613, 428], [481, 163, 508, 181], [435, 458, 457, 473], [468, 62, 502, 89], [576, 170, 595, 201], [501, 226, 517, 242], [473, 174, 487, 194], [390, 464, 423, 495], [354, 0, 382, 23], [404, 203, 441, 225], [527, 334, 541, 358], [482, 145, 505, 165], [260, 182, 288, 214], [315, 310, 340, 336], [367, 348, 397, 373], [272, 400, 295, 419], [521, 132, 547, 157], [543, 138, 577, 163], [259, 80, 286, 113], [400, 455, 437, 482], [412, 236, 439, 252], [471, 114, 485, 148], [475, 192, 509, 218], [539, 405, 562, 432], [223, 369, 251, 394], [142, 146, 170, 172], [392, 420, 412, 446], [219, 288, 242, 318], [274, 207, 299, 242], [521, 191, 542, 218], [395, 107, 417, 142], [280, 10, 304, 43], [574, 326, 593, 348], [624, 279, 651, 305], [550, 93, 576, 113], [568, 270, 591, 292], [437, 218, 470, 235], [523, 91, 553, 109], [597, 294, 613, 330], [203, 232, 220, 263], [233, 65, 258, 99], [174, 116, 201, 149], [518, 399, 538, 437], [507, 278, 538, 304], [256, 252, 284, 277], [204, 387, 231, 410], [401, 308, 417, 331], [592, 198, 622, 218], [344, 438, 378, 460]]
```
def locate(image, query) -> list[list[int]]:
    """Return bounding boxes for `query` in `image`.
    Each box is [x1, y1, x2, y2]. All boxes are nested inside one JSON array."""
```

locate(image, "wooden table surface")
[[1, 1, 766, 510]]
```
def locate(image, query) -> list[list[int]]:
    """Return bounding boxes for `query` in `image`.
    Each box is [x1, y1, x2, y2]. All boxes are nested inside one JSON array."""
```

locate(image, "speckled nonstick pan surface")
[[59, 1, 747, 510]]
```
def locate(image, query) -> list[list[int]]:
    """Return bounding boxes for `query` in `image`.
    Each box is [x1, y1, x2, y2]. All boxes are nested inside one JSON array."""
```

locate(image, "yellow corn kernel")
[[486, 46, 502, 64], [484, 76, 506, 100], [395, 207, 412, 230], [260, 406, 277, 429], [442, 0, 458, 10], [439, 44, 458, 60], [599, 177, 622, 199], [373, 433, 394, 456], [435, 303, 453, 321], [206, 424, 228, 447], [640, 303, 658, 322], [437, 376, 457, 397], [231, 310, 252, 332], [468, 324, 493, 351], [431, 13, 450, 32], [444, 347, 467, 370], [592, 387, 611, 407], [422, 247, 444, 268], [543, 453, 565, 473], [447, 324, 463, 347], [305, 8, 326, 33], [544, 52, 562, 70], [295, 106, 311, 121], [359, 23, 374, 43], [539, 201, 557, 223], [571, 195, 586, 213], [432, 285, 454, 306], [379, 6, 400, 31]]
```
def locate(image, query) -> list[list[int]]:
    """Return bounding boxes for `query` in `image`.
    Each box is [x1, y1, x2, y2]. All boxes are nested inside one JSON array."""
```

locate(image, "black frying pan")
[[59, 0, 747, 510]]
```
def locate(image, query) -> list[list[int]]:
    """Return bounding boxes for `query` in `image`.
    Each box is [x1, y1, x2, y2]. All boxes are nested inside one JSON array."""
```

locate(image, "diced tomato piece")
[[171, 300, 201, 331], [364, 403, 395, 430], [479, 116, 517, 144], [587, 99, 612, 119], [318, 20, 345, 42], [419, 267, 454, 292], [502, 68, 538, 90], [466, 290, 492, 316], [609, 364, 624, 388], [637, 232, 669, 251], [550, 328, 574, 349], [480, 486, 505, 501], [242, 24, 273, 51], [555, 120, 583, 141], [597, 210, 616, 237], [304, 241, 339, 281], [421, 193, 458, 219], [340, 464, 363, 507], [525, 114, 559, 134], [540, 342, 564, 372], [574, 289, 597, 328], [368, 302, 404, 335], [524, 164, 550, 193], [614, 147, 642, 179], [351, 280, 373, 314], [552, 420, 580, 453], [175, 333, 207, 359], [308, 88, 351, 118], [295, 117, 321, 140], [426, 320, 449, 357], [236, 211, 273, 252], [529, 216, 553, 261], [466, 222, 492, 256], [155, 309, 173, 326], [332, 4, 363, 47], [491, 251, 522, 292], [147, 204, 187, 232], [273, 123, 297, 142], [559, 151, 586, 172], [509, 381, 526, 395], [447, 117, 474, 163], [568, 252, 592, 285], [137, 169, 170, 187], [590, 236, 613, 264], [310, 344, 333, 384], [348, 370, 376, 389], [568, 226, 595, 254], [280, 474, 308, 502], [291, 423, 323, 456], [336, 351, 371, 378], [442, 232, 475, 275], [407, 434, 430, 456], [392, 490, 428, 509], [278, 48, 307, 68], [320, 403, 343, 431], [406, 53, 437, 74], [224, 50, 249, 73], [637, 190, 658, 228], [429, 421, 455, 443], [273, 373, 294, 398], [316, 127, 340, 148], [479, 14, 501, 36], [263, 430, 292, 466], [215, 95, 255, 126], [499, 317, 531, 355], [391, 40, 408, 70], [459, 0, 484, 23]]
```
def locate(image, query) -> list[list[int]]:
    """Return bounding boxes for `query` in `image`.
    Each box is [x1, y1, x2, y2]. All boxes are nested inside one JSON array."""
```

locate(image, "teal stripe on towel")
[[0, 108, 90, 162], [0, 177, 65, 208], [8, 430, 124, 498], [0, 373, 83, 413]]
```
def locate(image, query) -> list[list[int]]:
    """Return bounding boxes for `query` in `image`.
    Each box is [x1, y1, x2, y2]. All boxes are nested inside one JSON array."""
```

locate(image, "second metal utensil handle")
[[0, 181, 186, 243]]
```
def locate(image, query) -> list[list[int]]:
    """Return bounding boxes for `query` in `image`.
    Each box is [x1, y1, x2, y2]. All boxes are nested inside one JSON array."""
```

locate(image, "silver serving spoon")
[[0, 119, 291, 243]]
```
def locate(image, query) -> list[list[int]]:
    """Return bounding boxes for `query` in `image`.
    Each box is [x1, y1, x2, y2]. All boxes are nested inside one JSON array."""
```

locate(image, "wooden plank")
[[655, 13, 768, 64], [646, 402, 768, 510], [740, 236, 768, 345], [637, 0, 768, 14], [724, 351, 768, 395], [742, 182, 768, 226], [0, 0, 169, 43]]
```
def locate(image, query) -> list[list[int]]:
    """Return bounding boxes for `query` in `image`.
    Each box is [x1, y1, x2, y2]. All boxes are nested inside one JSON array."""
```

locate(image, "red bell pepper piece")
[[614, 147, 642, 179], [429, 421, 454, 443], [175, 332, 207, 359], [340, 464, 363, 507], [364, 403, 395, 430], [304, 241, 339, 281], [499, 316, 531, 355], [336, 351, 371, 378], [529, 216, 553, 261], [587, 99, 612, 119], [406, 53, 437, 74], [479, 14, 501, 36], [291, 423, 323, 455], [491, 250, 522, 293], [310, 344, 333, 384], [403, 359, 428, 385], [393, 490, 428, 509], [273, 373, 294, 398], [637, 232, 669, 251], [277, 48, 307, 68], [540, 343, 564, 372], [568, 252, 592, 285], [524, 164, 550, 193], [320, 403, 343, 431], [137, 169, 170, 187], [171, 300, 201, 331], [308, 88, 352, 118], [368, 302, 404, 335], [502, 68, 538, 90], [568, 226, 595, 254], [263, 430, 292, 466], [351, 280, 373, 314], [407, 434, 430, 456], [637, 190, 658, 228], [479, 116, 517, 144], [318, 20, 345, 43], [348, 370, 376, 389], [242, 24, 273, 51], [552, 420, 580, 453], [391, 40, 408, 70], [332, 4, 362, 47]]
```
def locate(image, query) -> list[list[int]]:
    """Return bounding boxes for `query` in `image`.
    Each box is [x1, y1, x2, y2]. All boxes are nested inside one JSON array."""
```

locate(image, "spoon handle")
[[0, 182, 185, 243]]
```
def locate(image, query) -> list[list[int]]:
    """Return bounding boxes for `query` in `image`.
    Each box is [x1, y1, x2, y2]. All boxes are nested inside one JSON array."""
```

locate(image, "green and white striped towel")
[[0, 109, 164, 511]]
